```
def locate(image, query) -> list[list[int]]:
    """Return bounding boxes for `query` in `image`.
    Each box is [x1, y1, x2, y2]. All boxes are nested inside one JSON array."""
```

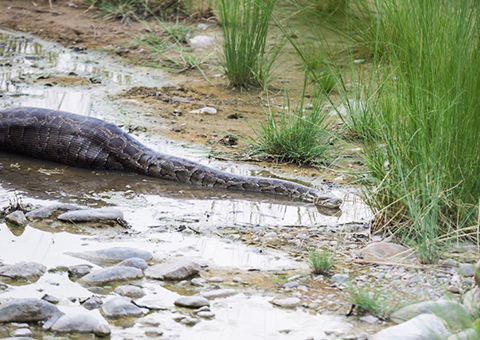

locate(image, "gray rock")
[[58, 208, 123, 222], [114, 285, 145, 298], [371, 314, 450, 340], [145, 329, 164, 337], [179, 317, 200, 326], [41, 294, 59, 305], [116, 258, 148, 270], [5, 211, 27, 227], [207, 277, 223, 283], [79, 266, 143, 285], [196, 311, 215, 319], [360, 242, 415, 263], [390, 300, 472, 328], [81, 296, 103, 310], [0, 298, 63, 322], [67, 264, 92, 278], [174, 296, 210, 308], [0, 262, 46, 280], [360, 315, 380, 324], [191, 277, 206, 286], [50, 313, 111, 336], [463, 288, 480, 317], [284, 282, 299, 289], [201, 289, 237, 300], [331, 274, 349, 285], [145, 259, 200, 281], [189, 35, 215, 48], [68, 247, 153, 264], [270, 297, 301, 309], [441, 259, 459, 268], [448, 329, 479, 340], [9, 329, 32, 337], [458, 263, 475, 277], [26, 204, 83, 219], [101, 297, 144, 318]]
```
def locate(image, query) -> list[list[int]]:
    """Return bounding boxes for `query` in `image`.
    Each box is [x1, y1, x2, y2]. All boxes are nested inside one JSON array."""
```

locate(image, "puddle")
[[0, 28, 374, 339]]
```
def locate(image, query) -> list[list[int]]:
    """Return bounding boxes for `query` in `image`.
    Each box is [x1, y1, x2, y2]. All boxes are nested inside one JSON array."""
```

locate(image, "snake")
[[0, 107, 342, 209]]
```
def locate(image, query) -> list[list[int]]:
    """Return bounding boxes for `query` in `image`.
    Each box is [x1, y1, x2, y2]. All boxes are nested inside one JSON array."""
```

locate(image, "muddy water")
[[0, 29, 372, 339]]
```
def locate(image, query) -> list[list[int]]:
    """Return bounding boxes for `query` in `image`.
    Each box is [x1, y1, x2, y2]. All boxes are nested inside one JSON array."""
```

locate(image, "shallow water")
[[0, 28, 373, 339]]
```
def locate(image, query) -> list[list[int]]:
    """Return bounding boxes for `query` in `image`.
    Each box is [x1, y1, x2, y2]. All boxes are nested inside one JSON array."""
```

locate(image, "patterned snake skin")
[[0, 107, 342, 209]]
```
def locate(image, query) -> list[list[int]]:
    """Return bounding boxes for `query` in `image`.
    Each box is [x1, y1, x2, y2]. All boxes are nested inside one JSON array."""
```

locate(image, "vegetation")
[[348, 284, 387, 317], [217, 0, 281, 89], [307, 248, 334, 275]]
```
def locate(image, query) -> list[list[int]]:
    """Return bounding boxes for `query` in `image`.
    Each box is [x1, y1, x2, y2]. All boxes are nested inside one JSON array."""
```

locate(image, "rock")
[[67, 264, 92, 278], [0, 262, 46, 280], [331, 274, 349, 285], [201, 289, 238, 300], [284, 282, 299, 289], [68, 247, 153, 263], [101, 297, 144, 318], [189, 107, 217, 115], [41, 294, 59, 304], [458, 263, 475, 277], [174, 296, 210, 308], [371, 314, 450, 340], [145, 259, 200, 281], [114, 285, 145, 298], [390, 300, 472, 328], [189, 35, 215, 48], [116, 258, 148, 270], [196, 311, 215, 319], [0, 298, 63, 322], [463, 288, 480, 317], [270, 297, 301, 309], [441, 259, 459, 268], [26, 204, 83, 219], [9, 328, 32, 337], [145, 329, 164, 337], [49, 313, 111, 336], [448, 329, 479, 340], [233, 277, 243, 283], [5, 211, 27, 226], [79, 266, 143, 285], [207, 277, 223, 283], [191, 277, 206, 286], [180, 317, 200, 326], [360, 242, 415, 263], [360, 315, 380, 324], [81, 296, 103, 310], [58, 208, 123, 222]]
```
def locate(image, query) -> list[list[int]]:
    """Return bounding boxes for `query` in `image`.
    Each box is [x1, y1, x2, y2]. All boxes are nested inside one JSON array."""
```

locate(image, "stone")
[[67, 264, 92, 278], [371, 314, 450, 340], [189, 35, 215, 48], [114, 285, 145, 298], [145, 329, 164, 337], [5, 211, 27, 227], [390, 300, 472, 328], [174, 296, 210, 308], [116, 258, 148, 270], [180, 317, 200, 326], [42, 294, 59, 304], [81, 296, 103, 310], [441, 259, 459, 268], [68, 247, 153, 263], [447, 329, 479, 340], [145, 259, 200, 281], [196, 311, 215, 319], [191, 277, 206, 286], [49, 313, 111, 336], [270, 297, 301, 309], [0, 262, 46, 280], [79, 266, 143, 285], [26, 204, 83, 219], [207, 277, 223, 283], [284, 282, 299, 289], [58, 208, 123, 222], [201, 289, 237, 300], [233, 277, 243, 283], [458, 263, 475, 277], [360, 315, 380, 324], [0, 298, 63, 322], [462, 288, 480, 317], [360, 242, 415, 263], [189, 107, 217, 115], [101, 297, 145, 318], [331, 274, 349, 285], [9, 329, 32, 337]]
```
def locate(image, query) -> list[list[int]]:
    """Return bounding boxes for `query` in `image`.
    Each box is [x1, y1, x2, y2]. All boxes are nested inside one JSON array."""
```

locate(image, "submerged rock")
[[81, 296, 103, 310], [116, 258, 148, 270], [79, 266, 143, 285], [0, 298, 63, 322], [270, 297, 301, 309], [5, 211, 27, 227], [114, 285, 145, 298], [371, 314, 450, 340], [174, 296, 210, 308], [49, 313, 111, 336], [58, 208, 123, 222], [26, 204, 83, 219], [145, 258, 200, 281], [0, 262, 46, 280], [101, 297, 145, 318], [201, 289, 237, 300], [68, 247, 153, 264]]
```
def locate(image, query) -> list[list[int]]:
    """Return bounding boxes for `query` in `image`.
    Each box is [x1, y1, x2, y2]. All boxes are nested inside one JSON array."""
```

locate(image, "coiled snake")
[[0, 107, 342, 209]]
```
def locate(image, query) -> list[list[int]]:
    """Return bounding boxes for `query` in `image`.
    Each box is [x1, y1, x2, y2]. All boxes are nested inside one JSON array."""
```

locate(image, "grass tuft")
[[348, 284, 386, 317], [307, 248, 334, 275]]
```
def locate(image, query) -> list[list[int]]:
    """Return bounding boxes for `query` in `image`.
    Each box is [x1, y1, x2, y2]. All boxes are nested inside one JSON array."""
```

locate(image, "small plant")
[[217, 0, 282, 89], [162, 23, 193, 44], [348, 284, 386, 317], [307, 248, 334, 275], [274, 273, 289, 285]]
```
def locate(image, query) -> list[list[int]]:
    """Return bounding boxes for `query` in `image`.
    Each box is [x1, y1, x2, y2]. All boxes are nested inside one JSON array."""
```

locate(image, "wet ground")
[[0, 28, 380, 339]]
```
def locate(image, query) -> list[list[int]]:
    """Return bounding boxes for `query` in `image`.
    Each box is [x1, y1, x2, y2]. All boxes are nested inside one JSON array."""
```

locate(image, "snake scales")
[[0, 107, 342, 209]]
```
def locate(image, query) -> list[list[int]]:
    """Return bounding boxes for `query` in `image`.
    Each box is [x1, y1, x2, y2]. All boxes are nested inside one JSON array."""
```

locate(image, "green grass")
[[307, 248, 334, 275], [348, 284, 387, 317], [247, 82, 332, 165], [217, 0, 281, 89]]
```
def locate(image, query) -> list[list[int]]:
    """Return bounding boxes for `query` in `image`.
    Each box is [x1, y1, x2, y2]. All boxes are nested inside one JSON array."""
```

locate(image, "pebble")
[[0, 298, 63, 322], [101, 297, 145, 318], [264, 231, 277, 238], [174, 296, 210, 308], [9, 328, 32, 337], [458, 263, 475, 277], [440, 259, 459, 268], [208, 277, 224, 283], [81, 296, 103, 310], [0, 262, 46, 280], [232, 277, 243, 283], [114, 285, 145, 298], [79, 266, 143, 285], [191, 277, 207, 286], [180, 317, 200, 326], [270, 297, 301, 309], [145, 258, 200, 281], [116, 258, 148, 270], [189, 35, 215, 48], [58, 207, 124, 222], [360, 315, 380, 324], [201, 289, 237, 300], [284, 282, 298, 289], [331, 274, 349, 285], [189, 107, 217, 115], [5, 211, 27, 226], [196, 311, 215, 319], [41, 294, 59, 304]]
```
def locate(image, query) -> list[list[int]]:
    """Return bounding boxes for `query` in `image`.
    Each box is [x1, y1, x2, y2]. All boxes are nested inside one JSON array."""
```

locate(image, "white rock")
[[189, 107, 217, 115], [371, 314, 450, 340], [189, 35, 215, 48], [270, 297, 301, 309]]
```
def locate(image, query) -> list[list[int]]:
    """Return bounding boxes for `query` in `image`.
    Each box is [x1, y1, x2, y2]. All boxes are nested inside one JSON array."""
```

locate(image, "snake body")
[[0, 107, 341, 208]]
